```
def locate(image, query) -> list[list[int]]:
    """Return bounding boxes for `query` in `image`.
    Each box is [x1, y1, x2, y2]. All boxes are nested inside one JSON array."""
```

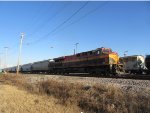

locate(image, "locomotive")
[[48, 47, 123, 75]]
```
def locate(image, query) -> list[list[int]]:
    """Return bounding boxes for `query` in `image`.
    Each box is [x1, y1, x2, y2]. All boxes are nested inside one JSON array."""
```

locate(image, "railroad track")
[[63, 73, 150, 80], [5, 72, 150, 80], [121, 74, 150, 80]]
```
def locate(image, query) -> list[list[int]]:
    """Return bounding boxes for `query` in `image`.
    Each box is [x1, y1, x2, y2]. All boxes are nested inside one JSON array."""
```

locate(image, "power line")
[[26, 1, 89, 45], [24, 2, 54, 35], [49, 2, 109, 42], [27, 2, 70, 38], [58, 1, 109, 32], [42, 2, 108, 43]]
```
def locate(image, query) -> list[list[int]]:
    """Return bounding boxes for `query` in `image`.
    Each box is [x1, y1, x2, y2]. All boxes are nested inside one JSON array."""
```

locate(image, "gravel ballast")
[[23, 74, 150, 93]]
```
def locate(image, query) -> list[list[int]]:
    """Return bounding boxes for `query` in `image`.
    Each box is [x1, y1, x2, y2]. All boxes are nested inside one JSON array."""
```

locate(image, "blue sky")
[[0, 1, 150, 67]]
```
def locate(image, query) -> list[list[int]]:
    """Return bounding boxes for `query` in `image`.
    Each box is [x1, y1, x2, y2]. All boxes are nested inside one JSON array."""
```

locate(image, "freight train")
[[3, 47, 150, 76]]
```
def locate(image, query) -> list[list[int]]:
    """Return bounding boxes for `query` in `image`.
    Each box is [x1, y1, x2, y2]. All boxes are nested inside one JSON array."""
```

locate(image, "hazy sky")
[[0, 1, 150, 67]]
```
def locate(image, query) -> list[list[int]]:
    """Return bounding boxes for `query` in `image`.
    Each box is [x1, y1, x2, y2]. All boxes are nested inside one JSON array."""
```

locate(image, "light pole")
[[124, 51, 128, 57], [4, 47, 8, 69], [75, 43, 79, 54], [17, 33, 24, 75]]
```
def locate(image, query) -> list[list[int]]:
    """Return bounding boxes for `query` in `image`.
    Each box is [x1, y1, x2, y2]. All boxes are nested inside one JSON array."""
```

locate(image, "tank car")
[[121, 55, 147, 74]]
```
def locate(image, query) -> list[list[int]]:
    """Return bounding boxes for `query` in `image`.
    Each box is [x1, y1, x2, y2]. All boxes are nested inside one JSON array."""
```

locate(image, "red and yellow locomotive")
[[49, 47, 122, 75]]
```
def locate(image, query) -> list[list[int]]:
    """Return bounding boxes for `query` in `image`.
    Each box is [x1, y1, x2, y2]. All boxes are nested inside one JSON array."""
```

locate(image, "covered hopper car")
[[121, 55, 147, 74], [31, 60, 50, 73], [21, 63, 32, 73]]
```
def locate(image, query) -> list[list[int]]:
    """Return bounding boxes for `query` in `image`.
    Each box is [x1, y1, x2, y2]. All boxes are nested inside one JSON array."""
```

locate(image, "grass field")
[[0, 74, 150, 113]]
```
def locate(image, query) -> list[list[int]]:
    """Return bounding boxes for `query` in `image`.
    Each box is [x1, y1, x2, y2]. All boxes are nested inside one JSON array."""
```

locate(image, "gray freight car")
[[3, 67, 11, 72], [31, 60, 50, 73], [10, 66, 17, 72], [21, 63, 32, 73]]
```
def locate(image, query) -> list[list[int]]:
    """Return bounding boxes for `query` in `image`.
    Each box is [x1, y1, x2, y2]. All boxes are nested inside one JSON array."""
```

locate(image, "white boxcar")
[[21, 63, 32, 72], [121, 55, 146, 74], [31, 60, 50, 72]]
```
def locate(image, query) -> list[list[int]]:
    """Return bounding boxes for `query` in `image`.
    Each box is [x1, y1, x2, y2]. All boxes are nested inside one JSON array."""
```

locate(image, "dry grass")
[[0, 74, 150, 113], [0, 85, 81, 113]]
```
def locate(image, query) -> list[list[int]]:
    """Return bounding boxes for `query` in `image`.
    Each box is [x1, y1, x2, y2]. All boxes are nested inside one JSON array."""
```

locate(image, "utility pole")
[[4, 47, 8, 69], [75, 43, 79, 54], [17, 33, 24, 75]]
